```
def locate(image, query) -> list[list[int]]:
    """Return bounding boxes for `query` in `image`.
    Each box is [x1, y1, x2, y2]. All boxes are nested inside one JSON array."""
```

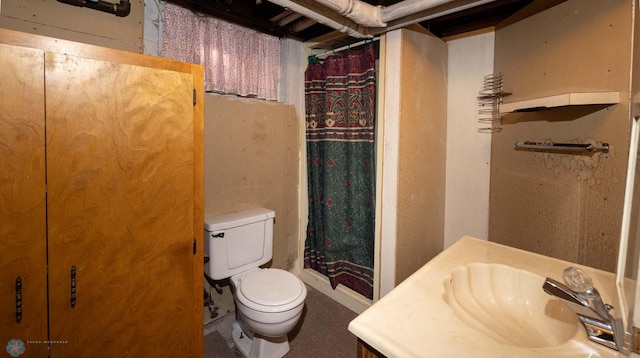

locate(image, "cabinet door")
[[0, 44, 48, 357], [45, 53, 196, 357]]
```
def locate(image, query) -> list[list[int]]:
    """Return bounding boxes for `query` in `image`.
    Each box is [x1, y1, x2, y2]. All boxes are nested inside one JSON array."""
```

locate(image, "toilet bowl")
[[232, 268, 306, 335], [230, 268, 307, 358], [204, 208, 307, 358]]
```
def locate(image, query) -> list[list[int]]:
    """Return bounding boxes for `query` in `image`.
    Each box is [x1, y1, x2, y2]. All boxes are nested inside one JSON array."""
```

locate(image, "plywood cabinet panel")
[[0, 42, 49, 358], [45, 53, 196, 356], [0, 28, 203, 357], [357, 339, 386, 358]]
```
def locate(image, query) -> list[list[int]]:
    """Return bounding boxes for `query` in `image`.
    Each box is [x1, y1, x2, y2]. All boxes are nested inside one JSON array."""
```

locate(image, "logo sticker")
[[5, 339, 25, 357]]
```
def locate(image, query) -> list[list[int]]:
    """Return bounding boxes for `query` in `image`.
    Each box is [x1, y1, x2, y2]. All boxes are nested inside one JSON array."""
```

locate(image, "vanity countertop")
[[347, 236, 621, 358]]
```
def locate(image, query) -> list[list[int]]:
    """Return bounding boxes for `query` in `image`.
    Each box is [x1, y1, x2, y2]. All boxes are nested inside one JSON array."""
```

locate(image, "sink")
[[443, 263, 579, 348], [349, 237, 621, 357]]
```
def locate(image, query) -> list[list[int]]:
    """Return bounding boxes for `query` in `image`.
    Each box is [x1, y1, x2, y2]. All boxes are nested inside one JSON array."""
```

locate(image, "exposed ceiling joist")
[[167, 0, 567, 46]]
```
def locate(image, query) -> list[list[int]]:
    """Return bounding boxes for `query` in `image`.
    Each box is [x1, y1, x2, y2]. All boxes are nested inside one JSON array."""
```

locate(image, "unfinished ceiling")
[[167, 0, 564, 49]]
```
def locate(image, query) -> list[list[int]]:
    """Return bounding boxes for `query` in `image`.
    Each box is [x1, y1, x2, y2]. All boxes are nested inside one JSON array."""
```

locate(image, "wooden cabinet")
[[0, 29, 204, 357], [0, 42, 49, 358], [357, 339, 386, 358]]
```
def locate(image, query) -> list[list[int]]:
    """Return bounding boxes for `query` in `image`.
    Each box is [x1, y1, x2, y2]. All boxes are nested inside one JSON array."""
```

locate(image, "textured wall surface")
[[444, 30, 494, 249], [395, 28, 447, 284], [203, 94, 300, 271], [0, 0, 144, 52], [491, 0, 632, 272]]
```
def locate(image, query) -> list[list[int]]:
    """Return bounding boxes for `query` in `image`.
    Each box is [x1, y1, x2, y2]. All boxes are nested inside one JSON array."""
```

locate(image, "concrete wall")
[[203, 94, 300, 271], [490, 0, 632, 272], [0, 0, 144, 52]]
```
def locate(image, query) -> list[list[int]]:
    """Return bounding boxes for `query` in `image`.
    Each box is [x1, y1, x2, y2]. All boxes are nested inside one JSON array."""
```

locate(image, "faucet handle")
[[562, 267, 596, 295]]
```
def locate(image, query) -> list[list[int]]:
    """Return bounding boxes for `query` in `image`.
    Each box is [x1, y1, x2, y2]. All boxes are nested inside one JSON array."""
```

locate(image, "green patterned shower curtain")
[[304, 46, 376, 299]]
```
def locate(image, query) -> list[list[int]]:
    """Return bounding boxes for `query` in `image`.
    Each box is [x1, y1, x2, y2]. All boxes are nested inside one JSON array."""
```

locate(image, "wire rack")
[[477, 73, 510, 133]]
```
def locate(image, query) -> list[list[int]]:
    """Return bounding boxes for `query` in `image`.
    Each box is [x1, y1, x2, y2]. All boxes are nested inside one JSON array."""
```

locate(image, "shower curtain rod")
[[314, 37, 380, 59]]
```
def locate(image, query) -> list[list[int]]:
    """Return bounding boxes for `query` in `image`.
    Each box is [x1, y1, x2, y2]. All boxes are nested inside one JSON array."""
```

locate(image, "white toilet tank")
[[204, 208, 275, 280]]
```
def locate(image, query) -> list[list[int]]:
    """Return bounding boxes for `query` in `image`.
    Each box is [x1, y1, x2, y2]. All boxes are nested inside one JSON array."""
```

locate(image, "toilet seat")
[[233, 269, 306, 313]]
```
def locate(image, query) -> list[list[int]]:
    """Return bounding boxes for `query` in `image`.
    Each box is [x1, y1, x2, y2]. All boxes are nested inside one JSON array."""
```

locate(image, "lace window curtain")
[[162, 3, 280, 100]]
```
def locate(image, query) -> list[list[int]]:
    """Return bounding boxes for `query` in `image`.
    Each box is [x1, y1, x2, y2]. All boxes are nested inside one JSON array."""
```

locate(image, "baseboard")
[[299, 269, 372, 314]]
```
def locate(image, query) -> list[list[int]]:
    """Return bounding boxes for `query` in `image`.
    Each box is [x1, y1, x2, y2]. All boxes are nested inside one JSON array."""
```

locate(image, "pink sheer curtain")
[[162, 3, 280, 100]]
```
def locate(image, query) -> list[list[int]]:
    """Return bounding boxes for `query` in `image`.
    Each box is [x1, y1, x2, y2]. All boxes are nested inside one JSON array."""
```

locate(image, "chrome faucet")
[[542, 267, 623, 351]]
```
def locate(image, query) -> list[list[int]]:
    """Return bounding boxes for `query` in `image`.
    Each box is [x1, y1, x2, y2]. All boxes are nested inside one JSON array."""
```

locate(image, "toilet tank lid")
[[204, 207, 275, 231]]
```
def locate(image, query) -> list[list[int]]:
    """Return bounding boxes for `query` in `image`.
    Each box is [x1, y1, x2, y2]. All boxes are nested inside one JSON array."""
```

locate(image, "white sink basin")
[[443, 263, 579, 348], [348, 237, 621, 358]]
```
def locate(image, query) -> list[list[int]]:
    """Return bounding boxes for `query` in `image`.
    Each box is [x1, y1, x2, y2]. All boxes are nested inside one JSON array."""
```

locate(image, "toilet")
[[204, 208, 307, 358]]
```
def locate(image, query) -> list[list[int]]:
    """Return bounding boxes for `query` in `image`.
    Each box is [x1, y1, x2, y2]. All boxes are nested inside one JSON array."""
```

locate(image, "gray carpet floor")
[[204, 285, 359, 357]]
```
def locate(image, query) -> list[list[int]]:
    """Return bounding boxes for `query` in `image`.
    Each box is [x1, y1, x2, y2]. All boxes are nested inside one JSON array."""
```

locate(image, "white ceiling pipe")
[[380, 0, 454, 23], [267, 0, 371, 37], [382, 0, 497, 31], [269, 0, 496, 39], [314, 0, 386, 27], [311, 0, 495, 29]]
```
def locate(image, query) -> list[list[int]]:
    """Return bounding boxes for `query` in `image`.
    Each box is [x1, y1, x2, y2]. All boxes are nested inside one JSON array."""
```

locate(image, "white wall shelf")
[[500, 91, 620, 113]]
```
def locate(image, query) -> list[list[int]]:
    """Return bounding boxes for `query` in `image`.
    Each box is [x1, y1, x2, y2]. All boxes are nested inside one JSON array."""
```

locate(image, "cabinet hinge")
[[193, 89, 196, 106], [193, 238, 196, 255]]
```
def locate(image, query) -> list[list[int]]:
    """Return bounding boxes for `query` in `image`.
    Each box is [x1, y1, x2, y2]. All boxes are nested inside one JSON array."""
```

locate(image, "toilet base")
[[232, 321, 290, 358]]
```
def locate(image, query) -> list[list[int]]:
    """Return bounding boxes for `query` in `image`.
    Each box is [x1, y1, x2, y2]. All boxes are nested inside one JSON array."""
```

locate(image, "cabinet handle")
[[70, 266, 76, 308], [15, 277, 22, 323]]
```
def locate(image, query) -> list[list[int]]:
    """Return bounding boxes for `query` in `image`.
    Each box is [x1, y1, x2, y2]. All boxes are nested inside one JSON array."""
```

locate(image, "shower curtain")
[[304, 45, 376, 299]]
